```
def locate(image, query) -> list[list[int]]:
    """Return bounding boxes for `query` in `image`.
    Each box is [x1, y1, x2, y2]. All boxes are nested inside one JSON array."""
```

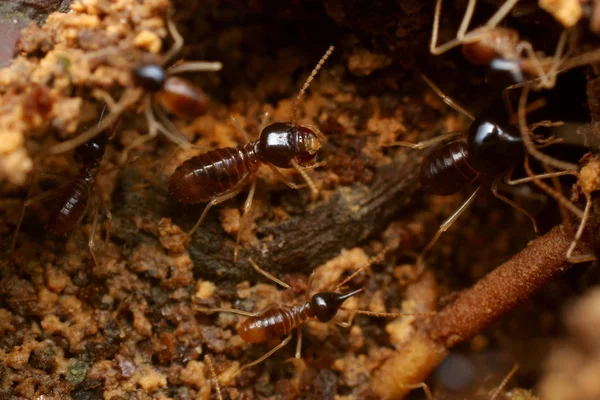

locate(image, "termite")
[[430, 0, 568, 89], [388, 75, 578, 270], [168, 46, 334, 262], [12, 106, 117, 266], [195, 252, 434, 377], [50, 14, 222, 162]]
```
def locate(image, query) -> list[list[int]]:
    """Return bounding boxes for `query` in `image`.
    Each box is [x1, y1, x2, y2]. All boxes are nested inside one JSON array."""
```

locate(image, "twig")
[[372, 224, 574, 399]]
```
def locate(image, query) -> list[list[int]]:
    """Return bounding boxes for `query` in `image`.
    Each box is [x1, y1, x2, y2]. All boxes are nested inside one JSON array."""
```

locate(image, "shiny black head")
[[466, 116, 523, 175], [74, 133, 107, 166], [132, 64, 166, 92], [309, 288, 364, 322], [259, 122, 321, 168]]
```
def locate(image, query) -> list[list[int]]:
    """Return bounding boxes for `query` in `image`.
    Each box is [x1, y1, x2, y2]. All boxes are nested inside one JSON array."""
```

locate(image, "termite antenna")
[[489, 364, 519, 400], [292, 45, 335, 126], [205, 355, 223, 400], [419, 73, 475, 120], [339, 307, 436, 317]]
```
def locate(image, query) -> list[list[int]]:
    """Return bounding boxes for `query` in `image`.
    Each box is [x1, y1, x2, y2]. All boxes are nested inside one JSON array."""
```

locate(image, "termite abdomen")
[[155, 76, 209, 118], [420, 140, 479, 195], [44, 180, 91, 236], [239, 304, 311, 344], [168, 143, 261, 204]]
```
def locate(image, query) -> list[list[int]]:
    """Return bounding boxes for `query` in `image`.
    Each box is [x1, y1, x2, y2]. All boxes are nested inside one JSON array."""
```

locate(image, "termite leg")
[[231, 116, 251, 143], [51, 89, 139, 154], [162, 14, 184, 65], [95, 192, 112, 243], [290, 159, 318, 199], [419, 74, 475, 120], [519, 156, 584, 219], [248, 257, 291, 289], [402, 383, 434, 400], [416, 185, 482, 274], [295, 327, 302, 359], [195, 307, 259, 317], [491, 177, 539, 233], [11, 173, 66, 252], [166, 61, 223, 75], [233, 179, 257, 263], [518, 85, 579, 171], [88, 199, 100, 267], [153, 103, 193, 146], [233, 335, 293, 378], [268, 164, 307, 190], [259, 112, 271, 133], [188, 187, 244, 237], [387, 131, 463, 150], [566, 192, 595, 264], [489, 364, 519, 400]]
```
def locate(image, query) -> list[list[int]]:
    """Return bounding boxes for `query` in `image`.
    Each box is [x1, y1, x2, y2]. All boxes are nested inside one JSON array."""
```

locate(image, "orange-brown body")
[[239, 303, 313, 344], [462, 27, 519, 65], [168, 142, 261, 204], [156, 76, 209, 118]]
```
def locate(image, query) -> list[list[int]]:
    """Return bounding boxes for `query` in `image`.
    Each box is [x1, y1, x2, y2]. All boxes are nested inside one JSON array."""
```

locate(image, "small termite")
[[430, 0, 568, 89], [388, 75, 577, 270], [195, 254, 434, 377], [50, 14, 222, 161], [12, 106, 116, 266], [168, 46, 334, 262]]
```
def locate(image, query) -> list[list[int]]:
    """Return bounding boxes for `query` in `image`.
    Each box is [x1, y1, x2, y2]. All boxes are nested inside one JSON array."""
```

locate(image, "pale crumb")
[[5, 345, 32, 370], [220, 207, 241, 235], [309, 248, 370, 294], [180, 360, 207, 389], [218, 361, 241, 386], [0, 148, 32, 185], [45, 265, 70, 294], [0, 130, 23, 154], [369, 290, 387, 313], [348, 48, 392, 76], [578, 160, 600, 195], [539, 0, 582, 27], [195, 281, 217, 300], [135, 365, 167, 392], [133, 30, 162, 54]]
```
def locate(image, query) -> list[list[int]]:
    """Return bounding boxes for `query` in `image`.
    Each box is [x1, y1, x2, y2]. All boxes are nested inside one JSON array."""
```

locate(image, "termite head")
[[310, 288, 364, 322], [259, 122, 321, 168], [133, 64, 166, 92], [466, 116, 523, 175], [74, 132, 107, 167]]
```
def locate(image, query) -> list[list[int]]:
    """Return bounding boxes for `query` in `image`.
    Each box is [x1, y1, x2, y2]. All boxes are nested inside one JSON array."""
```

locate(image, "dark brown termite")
[[50, 15, 222, 161], [168, 46, 334, 262], [388, 75, 578, 270], [195, 253, 433, 378], [12, 106, 116, 266], [431, 0, 568, 89]]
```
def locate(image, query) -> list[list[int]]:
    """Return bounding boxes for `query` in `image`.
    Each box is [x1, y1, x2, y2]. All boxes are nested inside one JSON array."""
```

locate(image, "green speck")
[[66, 360, 89, 385]]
